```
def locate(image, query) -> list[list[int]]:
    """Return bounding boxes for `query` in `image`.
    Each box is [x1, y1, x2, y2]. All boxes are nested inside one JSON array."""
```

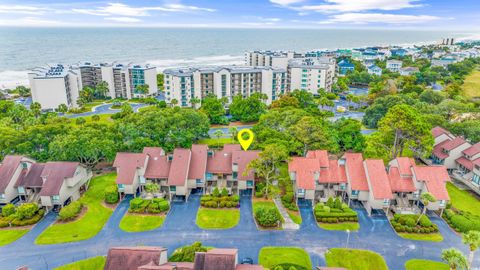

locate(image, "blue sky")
[[0, 0, 479, 29]]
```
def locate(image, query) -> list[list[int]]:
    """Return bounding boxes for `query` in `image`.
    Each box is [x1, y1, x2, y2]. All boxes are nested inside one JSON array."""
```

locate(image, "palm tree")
[[29, 102, 41, 118], [95, 81, 109, 98], [213, 130, 223, 148], [228, 127, 238, 143], [441, 248, 468, 270], [463, 230, 480, 268], [171, 99, 178, 107], [57, 104, 68, 114], [417, 192, 436, 225], [191, 97, 201, 109]]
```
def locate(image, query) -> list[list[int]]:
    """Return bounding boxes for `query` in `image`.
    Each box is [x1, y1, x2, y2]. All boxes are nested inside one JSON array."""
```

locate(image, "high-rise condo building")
[[287, 57, 336, 95]]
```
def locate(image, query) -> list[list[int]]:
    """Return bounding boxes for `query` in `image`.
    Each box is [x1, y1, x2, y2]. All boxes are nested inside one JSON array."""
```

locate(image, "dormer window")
[[21, 162, 28, 169], [207, 151, 214, 157], [168, 155, 173, 161]]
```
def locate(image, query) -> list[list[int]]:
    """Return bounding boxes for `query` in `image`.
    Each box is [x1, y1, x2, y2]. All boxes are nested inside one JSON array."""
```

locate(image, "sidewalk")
[[273, 197, 299, 230]]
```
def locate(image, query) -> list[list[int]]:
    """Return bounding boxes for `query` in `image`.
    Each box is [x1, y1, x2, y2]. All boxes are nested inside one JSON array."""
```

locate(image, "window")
[[139, 176, 146, 184], [196, 179, 203, 184], [472, 174, 480, 185], [52, 195, 60, 203], [206, 173, 213, 180], [439, 200, 446, 207], [17, 186, 25, 194], [297, 189, 305, 195], [170, 186, 176, 192], [118, 184, 125, 190], [247, 180, 254, 187], [0, 193, 4, 199], [233, 172, 238, 179], [352, 190, 359, 196], [383, 199, 390, 206]]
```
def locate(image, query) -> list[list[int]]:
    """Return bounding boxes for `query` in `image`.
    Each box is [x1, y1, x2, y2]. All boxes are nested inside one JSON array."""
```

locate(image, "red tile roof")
[[104, 246, 167, 270], [38, 162, 80, 196], [15, 163, 45, 188], [113, 152, 148, 185], [143, 148, 170, 179], [463, 142, 480, 157], [319, 160, 347, 184], [455, 157, 476, 171], [412, 165, 450, 200], [388, 166, 416, 193], [232, 150, 260, 181], [431, 126, 451, 138], [365, 159, 393, 199], [167, 149, 191, 186], [344, 153, 369, 191], [306, 150, 329, 167], [442, 137, 468, 151], [236, 265, 264, 270], [432, 140, 450, 160], [188, 145, 208, 180], [288, 157, 319, 190], [0, 155, 23, 193], [396, 157, 415, 176]]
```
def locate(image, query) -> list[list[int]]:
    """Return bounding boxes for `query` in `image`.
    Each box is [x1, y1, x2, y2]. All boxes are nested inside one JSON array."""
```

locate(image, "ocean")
[[0, 27, 476, 88]]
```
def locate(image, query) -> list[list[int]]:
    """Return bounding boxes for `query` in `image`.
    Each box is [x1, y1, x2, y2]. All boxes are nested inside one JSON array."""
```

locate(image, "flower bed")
[[129, 198, 170, 214], [314, 198, 358, 224], [391, 214, 439, 234], [443, 208, 480, 233], [0, 203, 44, 228], [200, 194, 240, 209]]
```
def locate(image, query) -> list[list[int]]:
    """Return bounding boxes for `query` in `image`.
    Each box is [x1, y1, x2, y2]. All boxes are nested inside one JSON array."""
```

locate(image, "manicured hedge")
[[443, 209, 480, 233], [391, 214, 439, 234], [10, 209, 45, 226], [58, 201, 83, 221], [281, 192, 299, 211], [200, 195, 239, 208], [254, 207, 281, 227], [314, 200, 358, 223], [0, 203, 44, 227], [129, 198, 169, 214], [104, 185, 119, 204]]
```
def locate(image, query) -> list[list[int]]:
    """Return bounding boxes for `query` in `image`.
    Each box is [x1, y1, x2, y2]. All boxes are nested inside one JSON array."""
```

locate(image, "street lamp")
[[346, 229, 351, 249]]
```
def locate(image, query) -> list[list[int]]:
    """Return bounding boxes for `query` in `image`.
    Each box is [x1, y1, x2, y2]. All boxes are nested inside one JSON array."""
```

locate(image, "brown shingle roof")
[[188, 145, 208, 180], [463, 142, 480, 157], [0, 155, 23, 193], [431, 126, 451, 138], [38, 162, 80, 196], [442, 137, 469, 151], [15, 163, 45, 188], [143, 147, 170, 179], [236, 265, 264, 270], [207, 145, 241, 174], [167, 149, 191, 186], [113, 152, 148, 185], [232, 150, 260, 181], [104, 246, 167, 270]]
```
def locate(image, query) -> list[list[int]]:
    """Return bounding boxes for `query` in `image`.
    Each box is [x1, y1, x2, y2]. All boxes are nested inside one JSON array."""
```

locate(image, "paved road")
[[0, 195, 475, 270]]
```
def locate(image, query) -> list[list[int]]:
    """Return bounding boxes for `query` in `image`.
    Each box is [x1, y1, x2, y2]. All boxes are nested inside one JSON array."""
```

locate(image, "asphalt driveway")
[[0, 194, 475, 270]]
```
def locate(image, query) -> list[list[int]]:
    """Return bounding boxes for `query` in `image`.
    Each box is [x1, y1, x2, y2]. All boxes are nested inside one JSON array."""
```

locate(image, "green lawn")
[[325, 248, 388, 270], [319, 222, 360, 231], [288, 211, 302, 225], [0, 229, 29, 246], [398, 233, 444, 242], [405, 259, 449, 270], [35, 173, 116, 244], [196, 208, 240, 229], [446, 182, 480, 215], [258, 247, 312, 269], [462, 69, 480, 99], [119, 214, 165, 232], [54, 256, 106, 270]]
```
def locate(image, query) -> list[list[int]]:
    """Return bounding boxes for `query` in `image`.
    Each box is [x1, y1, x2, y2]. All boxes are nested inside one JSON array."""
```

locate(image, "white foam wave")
[[147, 55, 245, 71], [0, 70, 29, 89]]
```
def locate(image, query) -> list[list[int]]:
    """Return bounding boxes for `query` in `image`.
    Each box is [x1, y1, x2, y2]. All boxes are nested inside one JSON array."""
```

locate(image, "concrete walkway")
[[273, 197, 299, 230], [0, 194, 477, 270]]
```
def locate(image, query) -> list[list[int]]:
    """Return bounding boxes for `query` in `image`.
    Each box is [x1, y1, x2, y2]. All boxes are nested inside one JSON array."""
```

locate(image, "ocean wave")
[[0, 70, 29, 89], [147, 55, 245, 71]]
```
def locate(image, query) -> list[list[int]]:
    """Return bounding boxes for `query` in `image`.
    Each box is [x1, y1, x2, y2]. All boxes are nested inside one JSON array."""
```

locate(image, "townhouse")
[[367, 65, 382, 76], [104, 246, 263, 270], [0, 156, 92, 211], [288, 151, 450, 216], [113, 144, 259, 200], [29, 62, 158, 110], [431, 126, 480, 195]]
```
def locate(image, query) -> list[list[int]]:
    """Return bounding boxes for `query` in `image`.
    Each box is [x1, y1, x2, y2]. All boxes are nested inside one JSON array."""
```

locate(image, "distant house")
[[0, 156, 36, 206], [431, 58, 457, 68], [391, 48, 407, 57], [399, 66, 419, 76], [386, 60, 403, 72], [367, 65, 382, 76], [337, 59, 355, 75], [113, 152, 149, 196], [431, 137, 471, 170]]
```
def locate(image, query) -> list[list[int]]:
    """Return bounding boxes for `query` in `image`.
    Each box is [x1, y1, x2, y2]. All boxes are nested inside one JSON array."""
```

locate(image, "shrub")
[[255, 191, 263, 198], [406, 227, 413, 233], [326, 197, 334, 208], [205, 201, 218, 208], [2, 204, 16, 217], [212, 187, 220, 197], [334, 197, 342, 209], [11, 209, 44, 226], [15, 203, 39, 220], [219, 201, 227, 208], [0, 217, 10, 228], [232, 195, 240, 202], [288, 204, 298, 211], [147, 203, 161, 214], [282, 193, 294, 204], [405, 218, 416, 227], [419, 215, 433, 227], [221, 188, 229, 197], [104, 185, 119, 204], [273, 263, 307, 270], [58, 201, 83, 221], [169, 242, 208, 262], [254, 207, 281, 227], [130, 198, 144, 211]]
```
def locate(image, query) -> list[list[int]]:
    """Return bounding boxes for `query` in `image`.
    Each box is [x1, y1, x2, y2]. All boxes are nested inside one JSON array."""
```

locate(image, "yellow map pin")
[[237, 129, 254, 151]]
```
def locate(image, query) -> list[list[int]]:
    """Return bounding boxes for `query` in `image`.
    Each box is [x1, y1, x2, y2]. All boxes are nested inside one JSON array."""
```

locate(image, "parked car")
[[241, 257, 254, 264]]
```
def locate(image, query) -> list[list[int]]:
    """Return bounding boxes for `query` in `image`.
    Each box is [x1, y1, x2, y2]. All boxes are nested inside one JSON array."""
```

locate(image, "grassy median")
[[405, 259, 449, 270], [119, 214, 165, 232], [196, 208, 240, 229], [35, 173, 116, 245], [54, 256, 106, 270], [258, 247, 312, 270], [325, 248, 388, 270], [0, 229, 29, 246]]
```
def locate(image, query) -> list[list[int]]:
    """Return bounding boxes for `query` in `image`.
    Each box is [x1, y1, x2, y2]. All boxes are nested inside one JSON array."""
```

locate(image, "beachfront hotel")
[[29, 62, 158, 110], [163, 65, 288, 106], [245, 50, 302, 69]]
